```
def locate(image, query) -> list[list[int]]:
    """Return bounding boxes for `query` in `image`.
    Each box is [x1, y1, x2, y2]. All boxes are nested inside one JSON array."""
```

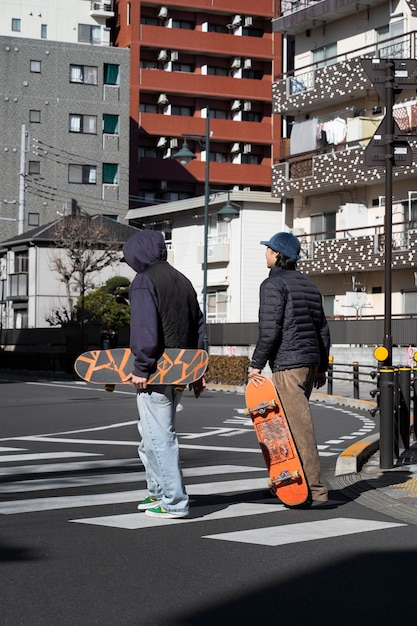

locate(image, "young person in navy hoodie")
[[123, 230, 205, 519]]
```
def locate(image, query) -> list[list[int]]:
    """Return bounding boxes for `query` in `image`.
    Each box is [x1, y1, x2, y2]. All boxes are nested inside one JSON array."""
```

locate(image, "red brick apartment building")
[[113, 0, 280, 208]]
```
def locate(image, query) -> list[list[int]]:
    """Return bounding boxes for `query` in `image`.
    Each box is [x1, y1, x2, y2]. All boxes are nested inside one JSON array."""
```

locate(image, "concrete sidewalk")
[[320, 389, 417, 527]]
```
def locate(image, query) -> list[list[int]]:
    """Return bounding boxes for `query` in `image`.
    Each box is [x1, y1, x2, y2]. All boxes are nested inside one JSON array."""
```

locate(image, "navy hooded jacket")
[[123, 230, 205, 378]]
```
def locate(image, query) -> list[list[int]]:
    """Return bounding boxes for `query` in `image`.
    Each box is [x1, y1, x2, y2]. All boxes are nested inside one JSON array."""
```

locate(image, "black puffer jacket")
[[251, 266, 330, 373]]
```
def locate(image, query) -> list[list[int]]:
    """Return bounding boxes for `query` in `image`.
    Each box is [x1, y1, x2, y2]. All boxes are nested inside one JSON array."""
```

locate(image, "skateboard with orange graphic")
[[74, 348, 208, 389], [245, 377, 309, 506]]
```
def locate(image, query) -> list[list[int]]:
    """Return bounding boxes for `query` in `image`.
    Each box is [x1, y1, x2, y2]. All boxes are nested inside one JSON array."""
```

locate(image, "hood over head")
[[123, 230, 167, 272]]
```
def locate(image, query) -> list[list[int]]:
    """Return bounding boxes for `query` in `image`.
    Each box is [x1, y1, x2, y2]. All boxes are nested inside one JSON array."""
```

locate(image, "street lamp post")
[[173, 111, 239, 351]]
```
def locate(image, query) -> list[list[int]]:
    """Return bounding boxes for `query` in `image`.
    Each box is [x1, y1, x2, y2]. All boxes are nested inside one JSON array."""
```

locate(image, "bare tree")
[[47, 215, 123, 330]]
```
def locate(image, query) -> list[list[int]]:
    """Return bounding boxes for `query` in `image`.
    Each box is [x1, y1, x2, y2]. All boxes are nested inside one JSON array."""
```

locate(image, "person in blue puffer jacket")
[[249, 232, 330, 507]]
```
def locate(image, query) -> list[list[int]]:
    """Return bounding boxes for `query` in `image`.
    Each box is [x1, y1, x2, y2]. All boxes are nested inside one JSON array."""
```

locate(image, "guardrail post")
[[353, 361, 359, 399], [380, 367, 395, 469], [327, 356, 333, 395], [398, 367, 411, 451]]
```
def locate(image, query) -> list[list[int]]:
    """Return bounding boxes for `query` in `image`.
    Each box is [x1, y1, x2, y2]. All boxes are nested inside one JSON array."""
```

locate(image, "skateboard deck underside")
[[245, 378, 309, 506], [74, 348, 208, 386]]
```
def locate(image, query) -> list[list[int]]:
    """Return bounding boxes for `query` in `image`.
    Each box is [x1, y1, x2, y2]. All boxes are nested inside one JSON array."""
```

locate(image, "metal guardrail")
[[326, 359, 377, 400]]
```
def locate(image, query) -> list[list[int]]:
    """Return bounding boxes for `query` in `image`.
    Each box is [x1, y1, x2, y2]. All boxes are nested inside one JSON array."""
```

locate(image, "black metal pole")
[[380, 367, 394, 469], [353, 361, 359, 399], [383, 60, 394, 366], [398, 367, 411, 451]]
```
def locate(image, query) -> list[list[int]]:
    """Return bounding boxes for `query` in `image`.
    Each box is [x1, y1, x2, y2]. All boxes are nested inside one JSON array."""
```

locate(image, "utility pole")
[[18, 124, 28, 235]]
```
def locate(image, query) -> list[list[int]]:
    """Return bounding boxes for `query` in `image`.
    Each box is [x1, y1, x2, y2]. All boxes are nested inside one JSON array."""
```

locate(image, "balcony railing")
[[274, 31, 417, 89]]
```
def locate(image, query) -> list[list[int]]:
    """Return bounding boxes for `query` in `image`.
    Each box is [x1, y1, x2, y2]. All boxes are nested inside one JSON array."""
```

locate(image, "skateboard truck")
[[269, 469, 301, 486], [244, 399, 277, 416]]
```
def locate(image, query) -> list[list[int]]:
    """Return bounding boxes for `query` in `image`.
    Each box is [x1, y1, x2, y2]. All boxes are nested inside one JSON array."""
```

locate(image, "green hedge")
[[206, 355, 250, 386]]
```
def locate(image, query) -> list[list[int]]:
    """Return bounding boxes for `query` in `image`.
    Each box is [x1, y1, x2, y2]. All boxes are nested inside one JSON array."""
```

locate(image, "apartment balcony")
[[139, 113, 272, 144], [273, 0, 386, 36], [140, 24, 273, 59], [298, 224, 417, 275], [272, 140, 417, 198], [7, 273, 28, 301], [90, 1, 115, 18], [197, 238, 230, 264], [273, 32, 417, 116], [140, 68, 271, 102], [143, 0, 276, 20]]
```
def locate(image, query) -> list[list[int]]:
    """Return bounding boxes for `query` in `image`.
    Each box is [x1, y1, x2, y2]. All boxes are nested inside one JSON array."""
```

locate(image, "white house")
[[0, 215, 137, 329]]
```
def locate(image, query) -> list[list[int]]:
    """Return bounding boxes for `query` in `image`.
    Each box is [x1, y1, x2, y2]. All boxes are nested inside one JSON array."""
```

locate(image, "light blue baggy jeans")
[[136, 386, 189, 515]]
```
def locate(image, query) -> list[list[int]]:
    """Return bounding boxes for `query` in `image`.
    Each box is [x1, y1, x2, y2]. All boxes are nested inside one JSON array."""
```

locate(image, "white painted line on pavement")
[[0, 477, 269, 514], [0, 465, 263, 493], [0, 447, 27, 452], [0, 452, 100, 464], [203, 518, 406, 546], [0, 457, 139, 477], [71, 502, 285, 529]]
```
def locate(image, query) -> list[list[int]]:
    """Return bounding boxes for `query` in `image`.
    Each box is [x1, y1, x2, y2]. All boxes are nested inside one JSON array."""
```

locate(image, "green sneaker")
[[137, 496, 162, 511], [145, 505, 188, 519]]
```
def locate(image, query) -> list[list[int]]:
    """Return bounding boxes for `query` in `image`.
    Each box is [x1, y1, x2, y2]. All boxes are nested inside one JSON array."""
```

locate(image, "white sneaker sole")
[[145, 509, 188, 519]]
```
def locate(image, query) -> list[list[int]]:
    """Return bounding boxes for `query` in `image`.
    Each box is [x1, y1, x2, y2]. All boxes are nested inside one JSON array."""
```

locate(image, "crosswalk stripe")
[[0, 452, 101, 463], [0, 477, 268, 514], [72, 502, 286, 529], [203, 517, 405, 546], [0, 457, 138, 477], [0, 465, 263, 493]]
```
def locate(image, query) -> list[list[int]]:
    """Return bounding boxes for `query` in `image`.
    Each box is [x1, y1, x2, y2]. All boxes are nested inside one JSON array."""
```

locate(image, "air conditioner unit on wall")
[[243, 101, 252, 111], [230, 99, 241, 110], [157, 49, 168, 61], [158, 6, 168, 18], [157, 93, 169, 105], [244, 16, 253, 27], [243, 58, 252, 69], [231, 57, 241, 69]]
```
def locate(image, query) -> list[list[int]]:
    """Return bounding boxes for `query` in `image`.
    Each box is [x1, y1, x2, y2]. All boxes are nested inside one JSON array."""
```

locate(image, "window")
[[210, 108, 228, 119], [171, 20, 194, 30], [207, 290, 228, 322], [210, 151, 227, 163], [376, 21, 407, 58], [313, 42, 337, 69], [140, 102, 158, 113], [30, 60, 41, 73], [102, 163, 119, 184], [28, 161, 40, 174], [242, 154, 262, 164], [171, 105, 194, 116], [11, 18, 21, 32], [172, 62, 194, 73], [29, 110, 41, 123], [69, 64, 98, 85], [78, 24, 101, 44], [68, 164, 97, 184], [208, 23, 228, 34], [14, 251, 29, 273], [322, 295, 335, 317], [242, 111, 263, 122], [140, 59, 158, 69], [28, 213, 40, 227], [103, 114, 119, 134], [207, 66, 229, 76], [311, 212, 336, 240], [404, 291, 417, 315], [104, 64, 119, 85], [69, 114, 97, 134], [41, 24, 47, 39]]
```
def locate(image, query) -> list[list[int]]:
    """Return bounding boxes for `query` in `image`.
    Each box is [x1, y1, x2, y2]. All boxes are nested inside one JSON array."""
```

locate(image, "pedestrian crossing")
[[0, 449, 405, 546]]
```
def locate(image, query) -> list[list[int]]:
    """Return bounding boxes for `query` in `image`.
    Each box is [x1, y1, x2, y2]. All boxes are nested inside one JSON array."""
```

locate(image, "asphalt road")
[[1, 377, 417, 626]]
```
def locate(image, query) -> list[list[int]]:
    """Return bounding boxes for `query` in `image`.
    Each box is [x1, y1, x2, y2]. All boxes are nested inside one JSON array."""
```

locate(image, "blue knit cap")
[[260, 232, 301, 260]]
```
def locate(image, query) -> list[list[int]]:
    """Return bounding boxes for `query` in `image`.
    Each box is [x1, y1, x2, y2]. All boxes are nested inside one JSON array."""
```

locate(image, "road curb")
[[335, 433, 380, 476]]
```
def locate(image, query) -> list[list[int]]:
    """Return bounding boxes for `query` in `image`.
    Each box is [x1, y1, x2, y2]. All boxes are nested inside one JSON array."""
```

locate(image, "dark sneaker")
[[137, 496, 162, 511], [145, 505, 188, 519]]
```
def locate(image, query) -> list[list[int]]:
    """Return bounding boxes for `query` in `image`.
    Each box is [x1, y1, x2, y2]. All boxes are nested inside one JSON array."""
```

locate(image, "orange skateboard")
[[74, 348, 208, 389], [245, 377, 309, 506]]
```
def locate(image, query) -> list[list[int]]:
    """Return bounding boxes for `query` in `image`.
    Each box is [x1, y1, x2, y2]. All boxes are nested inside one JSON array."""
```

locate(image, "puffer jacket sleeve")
[[250, 277, 286, 370]]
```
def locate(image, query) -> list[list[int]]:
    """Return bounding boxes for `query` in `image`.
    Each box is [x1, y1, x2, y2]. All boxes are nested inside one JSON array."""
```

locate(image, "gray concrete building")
[[0, 3, 129, 240]]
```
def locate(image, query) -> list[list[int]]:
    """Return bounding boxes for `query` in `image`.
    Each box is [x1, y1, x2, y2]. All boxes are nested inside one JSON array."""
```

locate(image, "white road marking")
[[0, 477, 269, 514], [0, 452, 100, 464], [203, 518, 405, 546], [0, 465, 263, 493], [0, 447, 26, 452], [72, 502, 286, 529]]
